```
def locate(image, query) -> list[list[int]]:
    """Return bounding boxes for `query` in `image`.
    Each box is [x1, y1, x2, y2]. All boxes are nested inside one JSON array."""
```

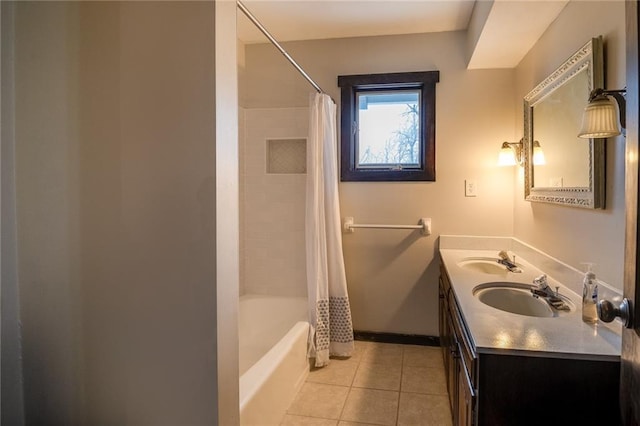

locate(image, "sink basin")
[[457, 257, 520, 275], [473, 282, 555, 317]]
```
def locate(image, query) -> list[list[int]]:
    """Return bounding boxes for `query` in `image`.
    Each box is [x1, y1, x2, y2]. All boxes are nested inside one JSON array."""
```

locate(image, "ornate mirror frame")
[[524, 37, 605, 209]]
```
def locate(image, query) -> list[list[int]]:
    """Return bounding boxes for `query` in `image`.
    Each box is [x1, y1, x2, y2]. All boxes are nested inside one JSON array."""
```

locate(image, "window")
[[338, 71, 439, 181]]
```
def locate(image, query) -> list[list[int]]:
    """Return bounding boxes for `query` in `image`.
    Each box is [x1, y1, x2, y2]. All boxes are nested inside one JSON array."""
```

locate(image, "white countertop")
[[440, 248, 621, 361]]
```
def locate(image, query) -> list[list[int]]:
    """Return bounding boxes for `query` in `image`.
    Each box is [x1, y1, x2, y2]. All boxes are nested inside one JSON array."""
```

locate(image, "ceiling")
[[237, 1, 476, 44], [237, 0, 570, 69]]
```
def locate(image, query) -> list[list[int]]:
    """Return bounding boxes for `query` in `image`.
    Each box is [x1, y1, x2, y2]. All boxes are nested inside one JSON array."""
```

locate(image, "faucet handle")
[[533, 274, 548, 286]]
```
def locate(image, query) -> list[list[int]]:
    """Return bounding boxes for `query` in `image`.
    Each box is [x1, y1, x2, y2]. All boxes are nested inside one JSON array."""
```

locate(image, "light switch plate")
[[465, 179, 477, 197]]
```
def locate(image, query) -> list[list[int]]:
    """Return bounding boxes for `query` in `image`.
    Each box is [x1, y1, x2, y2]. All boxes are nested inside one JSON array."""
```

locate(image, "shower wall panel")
[[241, 107, 308, 297]]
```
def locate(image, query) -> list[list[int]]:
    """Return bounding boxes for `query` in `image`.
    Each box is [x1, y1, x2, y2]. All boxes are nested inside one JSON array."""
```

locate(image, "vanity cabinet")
[[439, 264, 621, 426], [439, 266, 476, 426], [456, 364, 474, 426]]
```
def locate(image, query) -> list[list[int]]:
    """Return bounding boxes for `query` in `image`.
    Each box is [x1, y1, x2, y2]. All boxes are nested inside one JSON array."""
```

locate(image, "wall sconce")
[[498, 139, 545, 166], [578, 88, 626, 138], [498, 140, 523, 166]]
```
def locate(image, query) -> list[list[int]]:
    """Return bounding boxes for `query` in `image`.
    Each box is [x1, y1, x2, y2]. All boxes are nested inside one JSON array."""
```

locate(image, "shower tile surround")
[[240, 107, 309, 297], [282, 341, 452, 426]]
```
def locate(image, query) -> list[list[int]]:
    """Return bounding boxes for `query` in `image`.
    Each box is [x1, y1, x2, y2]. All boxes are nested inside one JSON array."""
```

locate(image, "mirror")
[[524, 37, 605, 209]]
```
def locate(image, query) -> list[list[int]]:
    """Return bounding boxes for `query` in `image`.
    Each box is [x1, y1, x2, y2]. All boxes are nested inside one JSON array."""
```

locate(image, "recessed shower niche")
[[267, 138, 307, 174]]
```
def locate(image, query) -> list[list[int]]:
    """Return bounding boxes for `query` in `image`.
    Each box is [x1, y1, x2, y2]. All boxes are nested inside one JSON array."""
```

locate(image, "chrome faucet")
[[531, 274, 554, 297], [531, 274, 570, 311], [497, 250, 522, 273]]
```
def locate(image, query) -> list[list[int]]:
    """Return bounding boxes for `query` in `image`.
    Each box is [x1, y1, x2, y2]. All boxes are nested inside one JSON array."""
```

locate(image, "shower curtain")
[[306, 93, 354, 367]]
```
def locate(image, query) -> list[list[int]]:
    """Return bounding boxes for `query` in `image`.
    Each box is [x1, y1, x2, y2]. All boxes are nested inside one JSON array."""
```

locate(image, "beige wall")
[[10, 2, 233, 423], [1, 2, 26, 424], [0, 2, 24, 426], [242, 31, 517, 335], [215, 1, 240, 423], [514, 1, 626, 289], [240, 2, 627, 335], [15, 4, 84, 422]]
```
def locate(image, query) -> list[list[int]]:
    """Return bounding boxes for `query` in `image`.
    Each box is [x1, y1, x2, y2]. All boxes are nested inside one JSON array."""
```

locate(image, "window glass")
[[357, 90, 421, 168]]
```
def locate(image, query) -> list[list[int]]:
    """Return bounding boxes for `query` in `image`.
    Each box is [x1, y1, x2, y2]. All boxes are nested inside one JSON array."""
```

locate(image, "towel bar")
[[343, 217, 431, 236]]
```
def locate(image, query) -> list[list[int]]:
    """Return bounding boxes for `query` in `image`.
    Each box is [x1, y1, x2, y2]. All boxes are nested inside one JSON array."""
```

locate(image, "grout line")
[[395, 345, 405, 425], [351, 340, 367, 388], [336, 350, 359, 422]]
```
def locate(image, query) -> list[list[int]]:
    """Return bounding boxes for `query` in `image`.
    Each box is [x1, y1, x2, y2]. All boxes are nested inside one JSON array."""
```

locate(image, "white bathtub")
[[239, 294, 309, 426]]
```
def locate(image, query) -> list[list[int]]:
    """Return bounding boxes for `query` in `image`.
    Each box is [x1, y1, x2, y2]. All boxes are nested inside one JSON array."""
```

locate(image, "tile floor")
[[281, 341, 453, 426]]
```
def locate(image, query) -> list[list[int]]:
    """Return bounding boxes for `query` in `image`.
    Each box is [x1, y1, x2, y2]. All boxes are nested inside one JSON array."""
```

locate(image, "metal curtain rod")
[[237, 0, 325, 94], [343, 217, 432, 237]]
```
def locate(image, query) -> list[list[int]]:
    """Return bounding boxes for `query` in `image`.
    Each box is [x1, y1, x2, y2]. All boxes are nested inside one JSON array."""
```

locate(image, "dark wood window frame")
[[338, 71, 439, 182]]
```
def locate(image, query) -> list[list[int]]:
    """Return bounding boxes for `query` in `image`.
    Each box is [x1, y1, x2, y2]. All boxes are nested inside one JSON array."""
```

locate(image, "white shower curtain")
[[306, 93, 354, 367]]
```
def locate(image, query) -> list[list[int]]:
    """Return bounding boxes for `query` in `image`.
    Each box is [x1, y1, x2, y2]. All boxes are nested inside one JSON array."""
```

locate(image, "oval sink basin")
[[457, 258, 521, 275], [473, 283, 554, 317]]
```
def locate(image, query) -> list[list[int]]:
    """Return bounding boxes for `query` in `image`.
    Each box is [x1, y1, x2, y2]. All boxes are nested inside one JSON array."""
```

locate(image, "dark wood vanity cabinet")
[[439, 266, 476, 426], [439, 264, 621, 426]]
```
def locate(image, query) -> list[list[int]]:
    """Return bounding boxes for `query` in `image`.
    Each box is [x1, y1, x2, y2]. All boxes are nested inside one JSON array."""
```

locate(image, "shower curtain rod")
[[237, 0, 325, 95]]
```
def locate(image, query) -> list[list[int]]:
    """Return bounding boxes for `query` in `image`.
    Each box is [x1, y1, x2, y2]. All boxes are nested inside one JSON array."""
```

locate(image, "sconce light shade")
[[498, 141, 521, 166], [498, 146, 517, 166], [578, 96, 621, 138], [578, 88, 626, 139], [532, 141, 546, 166]]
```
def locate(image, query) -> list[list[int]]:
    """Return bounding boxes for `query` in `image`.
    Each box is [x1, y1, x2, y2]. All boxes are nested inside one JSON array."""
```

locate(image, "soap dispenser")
[[581, 263, 598, 324]]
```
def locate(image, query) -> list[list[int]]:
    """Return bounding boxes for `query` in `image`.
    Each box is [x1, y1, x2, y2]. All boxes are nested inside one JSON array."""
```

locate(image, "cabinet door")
[[457, 361, 475, 426], [446, 312, 458, 416], [438, 278, 448, 369]]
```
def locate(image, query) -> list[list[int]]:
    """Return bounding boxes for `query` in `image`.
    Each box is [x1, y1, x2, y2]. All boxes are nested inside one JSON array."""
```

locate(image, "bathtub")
[[239, 294, 309, 425]]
